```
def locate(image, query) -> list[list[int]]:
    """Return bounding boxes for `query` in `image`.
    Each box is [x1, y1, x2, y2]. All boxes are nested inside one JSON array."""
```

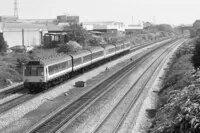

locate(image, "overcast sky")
[[0, 0, 199, 25]]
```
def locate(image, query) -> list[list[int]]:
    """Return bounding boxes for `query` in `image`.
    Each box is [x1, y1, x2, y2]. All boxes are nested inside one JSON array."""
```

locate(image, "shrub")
[[63, 24, 88, 45], [0, 33, 8, 53], [151, 86, 200, 133], [192, 37, 200, 69], [57, 41, 82, 53], [0, 55, 21, 87]]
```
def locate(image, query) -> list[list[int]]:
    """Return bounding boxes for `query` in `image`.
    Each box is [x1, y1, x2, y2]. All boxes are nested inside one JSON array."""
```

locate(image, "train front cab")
[[24, 61, 46, 92]]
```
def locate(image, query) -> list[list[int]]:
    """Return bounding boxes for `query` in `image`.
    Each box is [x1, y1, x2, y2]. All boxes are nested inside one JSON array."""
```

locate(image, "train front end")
[[24, 61, 46, 92]]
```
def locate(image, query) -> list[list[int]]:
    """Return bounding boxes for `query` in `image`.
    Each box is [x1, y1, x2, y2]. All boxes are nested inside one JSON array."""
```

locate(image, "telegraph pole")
[[14, 0, 19, 18]]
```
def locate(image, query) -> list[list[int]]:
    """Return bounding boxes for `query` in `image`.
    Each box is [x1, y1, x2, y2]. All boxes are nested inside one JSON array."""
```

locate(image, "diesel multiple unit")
[[24, 42, 131, 92]]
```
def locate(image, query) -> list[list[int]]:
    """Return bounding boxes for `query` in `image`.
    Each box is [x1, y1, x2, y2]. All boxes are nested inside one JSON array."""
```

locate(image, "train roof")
[[87, 46, 104, 53], [40, 54, 72, 66], [26, 53, 72, 66], [114, 42, 124, 46], [68, 49, 91, 58], [124, 41, 131, 45], [103, 44, 115, 49]]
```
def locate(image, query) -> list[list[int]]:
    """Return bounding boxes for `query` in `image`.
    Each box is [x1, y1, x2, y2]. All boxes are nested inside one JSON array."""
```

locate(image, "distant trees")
[[144, 24, 173, 33], [157, 24, 173, 32], [193, 20, 200, 30], [192, 20, 200, 37], [63, 24, 88, 46], [0, 33, 8, 53]]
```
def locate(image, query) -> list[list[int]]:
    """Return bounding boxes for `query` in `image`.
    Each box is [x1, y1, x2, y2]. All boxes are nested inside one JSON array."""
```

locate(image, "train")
[[24, 42, 132, 92]]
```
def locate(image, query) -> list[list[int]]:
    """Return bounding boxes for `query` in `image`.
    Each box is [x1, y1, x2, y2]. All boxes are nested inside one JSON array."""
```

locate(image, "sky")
[[0, 0, 199, 25]]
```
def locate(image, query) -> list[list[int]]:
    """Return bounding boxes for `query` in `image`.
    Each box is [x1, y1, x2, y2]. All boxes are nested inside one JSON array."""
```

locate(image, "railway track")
[[24, 39, 181, 133], [90, 41, 182, 133], [0, 84, 24, 99], [0, 92, 33, 114], [56, 39, 185, 133], [0, 85, 30, 114], [0, 39, 171, 115]]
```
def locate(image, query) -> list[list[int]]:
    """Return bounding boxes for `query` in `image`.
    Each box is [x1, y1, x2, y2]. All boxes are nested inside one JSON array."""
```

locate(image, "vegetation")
[[0, 33, 8, 53], [63, 24, 89, 46], [150, 39, 200, 133], [0, 52, 32, 88], [57, 41, 82, 53], [144, 24, 174, 33]]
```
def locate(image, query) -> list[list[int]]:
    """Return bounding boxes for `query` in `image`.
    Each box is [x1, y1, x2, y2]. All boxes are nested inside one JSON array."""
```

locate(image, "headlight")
[[40, 78, 43, 82]]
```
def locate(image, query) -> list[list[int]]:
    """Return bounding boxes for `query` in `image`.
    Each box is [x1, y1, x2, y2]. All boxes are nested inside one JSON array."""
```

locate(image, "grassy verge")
[[150, 38, 200, 133]]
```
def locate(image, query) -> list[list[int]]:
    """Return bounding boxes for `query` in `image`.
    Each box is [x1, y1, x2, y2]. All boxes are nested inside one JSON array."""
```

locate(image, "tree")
[[63, 24, 88, 46], [193, 20, 200, 30], [57, 41, 82, 53], [0, 33, 8, 52], [157, 24, 173, 32], [0, 56, 21, 86]]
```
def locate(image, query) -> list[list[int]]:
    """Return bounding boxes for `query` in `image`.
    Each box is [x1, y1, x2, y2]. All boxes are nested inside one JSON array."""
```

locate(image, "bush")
[[151, 86, 200, 133], [192, 37, 200, 69], [87, 37, 102, 46], [57, 41, 82, 53], [0, 55, 21, 87], [0, 34, 8, 53]]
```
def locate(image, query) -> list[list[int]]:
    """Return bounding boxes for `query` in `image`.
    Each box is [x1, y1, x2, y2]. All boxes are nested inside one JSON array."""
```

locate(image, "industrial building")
[[0, 22, 47, 48], [125, 24, 144, 35], [82, 21, 125, 36], [0, 0, 81, 48]]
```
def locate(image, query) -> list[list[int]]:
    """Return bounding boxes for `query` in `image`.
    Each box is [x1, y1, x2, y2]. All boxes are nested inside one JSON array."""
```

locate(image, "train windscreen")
[[25, 66, 44, 76]]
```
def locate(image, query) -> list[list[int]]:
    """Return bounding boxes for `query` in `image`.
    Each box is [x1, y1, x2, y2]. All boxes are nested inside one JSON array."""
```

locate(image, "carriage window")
[[108, 48, 115, 53], [94, 51, 103, 59], [116, 46, 121, 51], [48, 61, 68, 75], [83, 54, 91, 62], [73, 57, 82, 66]]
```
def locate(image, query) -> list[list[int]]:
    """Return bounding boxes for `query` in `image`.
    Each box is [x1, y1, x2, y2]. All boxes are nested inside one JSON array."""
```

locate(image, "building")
[[125, 24, 143, 35], [57, 15, 79, 24], [82, 21, 125, 36], [0, 22, 47, 48], [0, 15, 18, 22], [19, 19, 56, 25], [18, 15, 80, 26]]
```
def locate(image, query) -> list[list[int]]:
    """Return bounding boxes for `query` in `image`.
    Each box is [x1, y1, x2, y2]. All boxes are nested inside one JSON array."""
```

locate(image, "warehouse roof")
[[0, 22, 46, 29]]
